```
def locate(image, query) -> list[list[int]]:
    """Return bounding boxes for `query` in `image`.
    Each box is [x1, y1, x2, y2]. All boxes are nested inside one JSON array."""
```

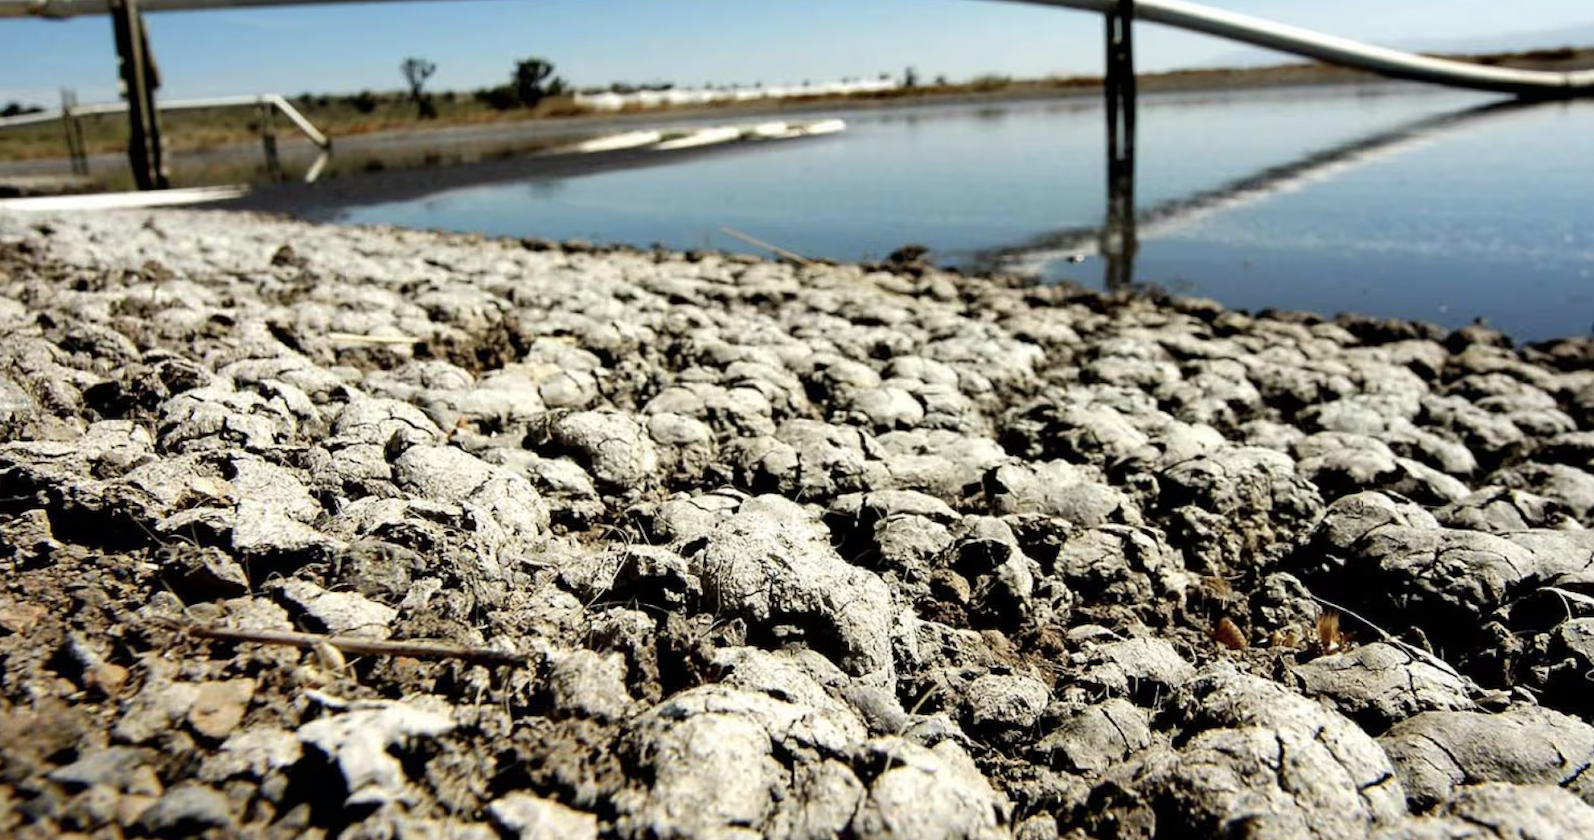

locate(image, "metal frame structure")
[[1012, 0, 1594, 96], [0, 94, 334, 183], [4, 0, 1592, 95], [108, 0, 166, 188], [3, 0, 1591, 192]]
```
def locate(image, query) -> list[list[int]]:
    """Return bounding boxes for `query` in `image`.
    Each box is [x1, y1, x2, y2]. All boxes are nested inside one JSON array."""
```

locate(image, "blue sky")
[[3, 0, 1593, 106]]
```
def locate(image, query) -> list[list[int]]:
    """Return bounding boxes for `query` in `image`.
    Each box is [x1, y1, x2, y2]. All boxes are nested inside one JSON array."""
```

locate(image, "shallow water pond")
[[329, 86, 1594, 341]]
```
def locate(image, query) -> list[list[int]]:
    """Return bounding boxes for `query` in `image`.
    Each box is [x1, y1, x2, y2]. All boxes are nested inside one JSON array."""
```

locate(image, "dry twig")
[[719, 226, 814, 266], [1304, 593, 1470, 685], [149, 616, 530, 668], [324, 331, 420, 345]]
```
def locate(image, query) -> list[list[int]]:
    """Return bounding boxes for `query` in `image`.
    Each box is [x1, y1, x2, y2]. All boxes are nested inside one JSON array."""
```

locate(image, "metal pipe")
[[263, 94, 329, 147], [1, 0, 410, 15], [0, 101, 126, 126], [1004, 0, 1594, 95]]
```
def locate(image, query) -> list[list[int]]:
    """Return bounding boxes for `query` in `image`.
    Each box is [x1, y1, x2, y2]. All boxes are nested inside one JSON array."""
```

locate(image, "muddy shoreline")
[[5, 208, 1594, 838]]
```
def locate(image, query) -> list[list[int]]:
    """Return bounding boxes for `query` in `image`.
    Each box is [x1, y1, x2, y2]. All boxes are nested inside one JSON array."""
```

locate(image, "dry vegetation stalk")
[[718, 226, 813, 265], [149, 615, 530, 668], [1305, 593, 1471, 685]]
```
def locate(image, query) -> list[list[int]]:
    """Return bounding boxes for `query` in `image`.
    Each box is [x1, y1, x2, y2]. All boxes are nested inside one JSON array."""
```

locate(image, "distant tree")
[[969, 74, 1011, 92], [475, 85, 518, 112], [351, 89, 379, 114], [514, 57, 556, 108], [0, 101, 44, 117], [902, 66, 919, 88], [933, 74, 949, 86], [546, 77, 569, 97], [401, 56, 438, 119]]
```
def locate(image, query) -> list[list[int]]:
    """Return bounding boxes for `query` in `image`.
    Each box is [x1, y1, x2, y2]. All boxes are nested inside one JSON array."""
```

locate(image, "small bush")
[[477, 86, 519, 112], [536, 96, 588, 118], [968, 74, 1012, 92]]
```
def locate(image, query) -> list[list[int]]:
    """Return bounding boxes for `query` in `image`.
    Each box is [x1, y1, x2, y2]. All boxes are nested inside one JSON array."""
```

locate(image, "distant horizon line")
[[150, 41, 1594, 99], [4, 38, 1591, 109]]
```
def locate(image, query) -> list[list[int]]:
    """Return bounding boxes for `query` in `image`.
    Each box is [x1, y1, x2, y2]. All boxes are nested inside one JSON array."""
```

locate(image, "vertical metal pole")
[[1102, 0, 1138, 291], [110, 0, 167, 190], [61, 88, 90, 177], [258, 101, 283, 182]]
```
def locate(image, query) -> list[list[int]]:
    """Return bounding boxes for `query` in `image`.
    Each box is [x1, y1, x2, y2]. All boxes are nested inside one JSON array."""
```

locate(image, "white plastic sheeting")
[[574, 79, 900, 112]]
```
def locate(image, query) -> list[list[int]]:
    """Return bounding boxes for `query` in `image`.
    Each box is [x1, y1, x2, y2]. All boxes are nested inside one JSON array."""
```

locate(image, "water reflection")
[[1102, 0, 1139, 291], [311, 89, 1587, 338], [973, 96, 1542, 290], [525, 180, 567, 199]]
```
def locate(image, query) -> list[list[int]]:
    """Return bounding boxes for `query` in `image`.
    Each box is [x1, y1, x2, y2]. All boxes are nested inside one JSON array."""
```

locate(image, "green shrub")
[[968, 74, 1012, 92]]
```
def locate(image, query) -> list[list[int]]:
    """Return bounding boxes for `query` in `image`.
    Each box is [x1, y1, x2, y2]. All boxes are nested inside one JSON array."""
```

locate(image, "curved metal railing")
[[1002, 0, 1594, 96], [0, 93, 332, 183]]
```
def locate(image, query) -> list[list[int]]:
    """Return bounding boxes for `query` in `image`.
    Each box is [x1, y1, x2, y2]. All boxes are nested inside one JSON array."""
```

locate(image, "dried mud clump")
[[4, 208, 1594, 839]]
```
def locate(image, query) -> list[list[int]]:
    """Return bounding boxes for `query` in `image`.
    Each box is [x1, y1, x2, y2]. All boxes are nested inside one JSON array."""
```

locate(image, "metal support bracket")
[[60, 89, 90, 176], [257, 101, 283, 182]]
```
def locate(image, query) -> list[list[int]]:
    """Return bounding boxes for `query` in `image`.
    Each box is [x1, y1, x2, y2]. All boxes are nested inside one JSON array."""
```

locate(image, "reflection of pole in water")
[[1103, 0, 1138, 291], [970, 96, 1538, 277]]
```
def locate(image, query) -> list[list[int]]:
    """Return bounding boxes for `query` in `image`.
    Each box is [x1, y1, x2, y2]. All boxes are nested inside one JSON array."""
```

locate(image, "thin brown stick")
[[719, 226, 814, 266], [149, 616, 530, 668], [324, 331, 420, 345]]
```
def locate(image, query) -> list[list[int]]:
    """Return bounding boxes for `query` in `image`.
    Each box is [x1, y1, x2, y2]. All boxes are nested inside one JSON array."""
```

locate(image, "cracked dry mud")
[[4, 208, 1594, 839]]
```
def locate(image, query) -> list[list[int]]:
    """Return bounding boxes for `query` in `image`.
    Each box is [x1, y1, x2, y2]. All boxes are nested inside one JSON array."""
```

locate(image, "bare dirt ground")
[[5, 208, 1594, 839]]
